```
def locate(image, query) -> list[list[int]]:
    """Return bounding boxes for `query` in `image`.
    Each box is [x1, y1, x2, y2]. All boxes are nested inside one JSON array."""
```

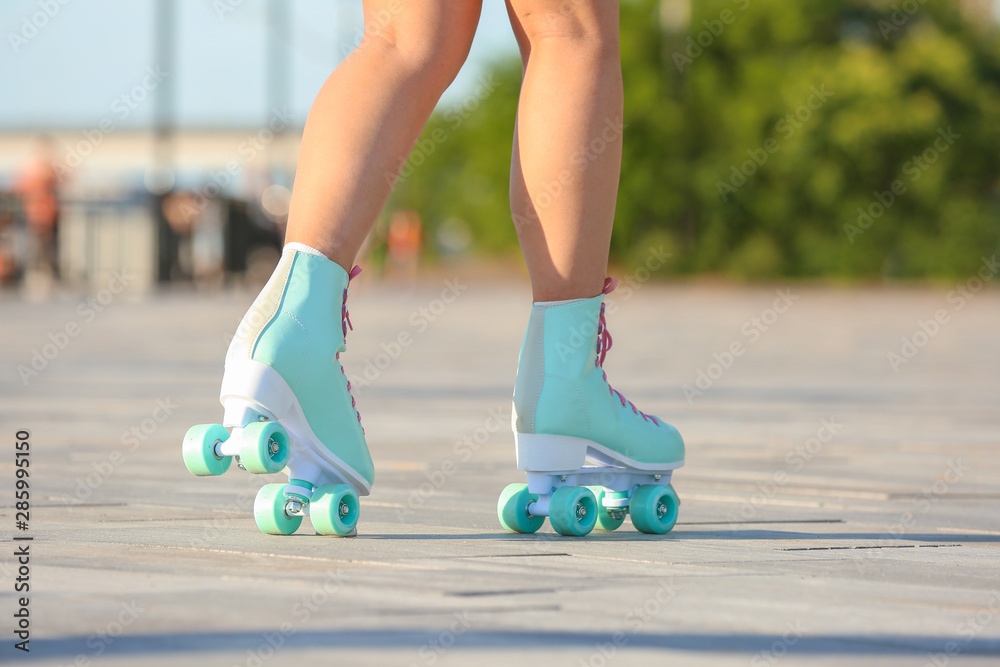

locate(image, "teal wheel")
[[497, 483, 545, 534], [587, 487, 626, 531], [549, 486, 598, 537], [253, 483, 303, 535], [310, 484, 360, 536], [182, 424, 232, 476], [630, 485, 679, 535], [238, 422, 290, 474]]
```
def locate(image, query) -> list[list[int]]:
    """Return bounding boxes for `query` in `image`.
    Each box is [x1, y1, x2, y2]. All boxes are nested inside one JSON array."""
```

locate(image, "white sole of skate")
[[514, 432, 684, 519], [218, 359, 372, 497]]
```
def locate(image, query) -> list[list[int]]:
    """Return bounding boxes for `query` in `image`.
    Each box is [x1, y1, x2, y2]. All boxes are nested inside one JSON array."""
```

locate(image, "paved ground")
[[2, 270, 999, 666]]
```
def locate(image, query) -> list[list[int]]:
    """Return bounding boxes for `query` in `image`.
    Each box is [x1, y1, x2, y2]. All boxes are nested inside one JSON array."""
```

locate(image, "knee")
[[513, 0, 619, 62], [362, 8, 479, 92]]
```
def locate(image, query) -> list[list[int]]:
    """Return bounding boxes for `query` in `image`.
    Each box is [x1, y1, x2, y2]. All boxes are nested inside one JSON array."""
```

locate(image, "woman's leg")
[[501, 3, 685, 539], [285, 0, 483, 269], [191, 2, 484, 536], [506, 0, 623, 301]]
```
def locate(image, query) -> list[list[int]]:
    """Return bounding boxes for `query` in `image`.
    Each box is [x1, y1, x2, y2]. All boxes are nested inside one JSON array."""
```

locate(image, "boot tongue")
[[338, 264, 364, 431], [594, 277, 661, 426], [340, 265, 362, 338], [596, 301, 613, 367], [596, 276, 618, 365]]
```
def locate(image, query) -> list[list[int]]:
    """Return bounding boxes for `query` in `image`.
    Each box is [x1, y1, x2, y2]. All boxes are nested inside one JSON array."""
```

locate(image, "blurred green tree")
[[387, 0, 1000, 280]]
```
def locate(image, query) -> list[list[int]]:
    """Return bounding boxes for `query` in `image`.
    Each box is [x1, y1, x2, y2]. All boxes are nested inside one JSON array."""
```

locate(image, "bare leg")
[[285, 0, 482, 269], [506, 0, 623, 302]]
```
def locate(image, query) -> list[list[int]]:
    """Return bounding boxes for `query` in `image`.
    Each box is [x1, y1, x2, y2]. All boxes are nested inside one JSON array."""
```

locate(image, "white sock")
[[533, 297, 589, 307], [283, 242, 327, 258]]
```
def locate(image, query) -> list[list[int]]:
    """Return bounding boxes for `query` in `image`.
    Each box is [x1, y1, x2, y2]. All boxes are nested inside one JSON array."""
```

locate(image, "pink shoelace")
[[596, 277, 660, 426], [338, 265, 364, 432]]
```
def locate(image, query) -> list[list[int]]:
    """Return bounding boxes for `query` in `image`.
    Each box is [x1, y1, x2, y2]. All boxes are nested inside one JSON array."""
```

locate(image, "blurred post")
[[153, 0, 177, 283], [267, 0, 290, 136], [265, 0, 292, 186]]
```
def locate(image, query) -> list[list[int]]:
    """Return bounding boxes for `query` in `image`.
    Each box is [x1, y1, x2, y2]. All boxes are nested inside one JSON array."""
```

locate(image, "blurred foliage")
[[388, 0, 1000, 279]]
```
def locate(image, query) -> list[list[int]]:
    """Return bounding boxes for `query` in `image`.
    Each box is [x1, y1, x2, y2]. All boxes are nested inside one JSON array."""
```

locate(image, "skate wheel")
[[587, 487, 626, 531], [310, 484, 360, 536], [182, 424, 232, 476], [497, 483, 545, 534], [238, 422, 290, 474], [254, 483, 303, 535], [549, 486, 598, 537], [630, 485, 679, 535]]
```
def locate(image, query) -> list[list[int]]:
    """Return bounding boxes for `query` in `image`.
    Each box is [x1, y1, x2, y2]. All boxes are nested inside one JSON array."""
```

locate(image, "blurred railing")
[[60, 196, 156, 292]]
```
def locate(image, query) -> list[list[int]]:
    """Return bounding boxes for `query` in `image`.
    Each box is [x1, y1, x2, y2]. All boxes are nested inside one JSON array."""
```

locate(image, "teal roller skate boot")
[[182, 242, 372, 536], [497, 277, 684, 537]]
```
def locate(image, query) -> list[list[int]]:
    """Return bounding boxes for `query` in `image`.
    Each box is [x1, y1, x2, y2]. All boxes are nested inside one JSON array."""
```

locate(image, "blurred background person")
[[14, 136, 61, 287], [384, 209, 422, 284]]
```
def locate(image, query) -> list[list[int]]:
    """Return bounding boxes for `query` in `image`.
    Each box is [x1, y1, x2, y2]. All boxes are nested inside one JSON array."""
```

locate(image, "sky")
[[0, 0, 519, 130]]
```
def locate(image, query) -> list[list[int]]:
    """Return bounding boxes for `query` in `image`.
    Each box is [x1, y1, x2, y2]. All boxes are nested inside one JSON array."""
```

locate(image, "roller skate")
[[498, 278, 684, 536], [182, 243, 373, 536]]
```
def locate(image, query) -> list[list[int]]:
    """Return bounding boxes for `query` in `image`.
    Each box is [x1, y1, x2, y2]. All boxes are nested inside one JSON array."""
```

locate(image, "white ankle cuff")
[[533, 297, 588, 308], [284, 242, 327, 258]]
